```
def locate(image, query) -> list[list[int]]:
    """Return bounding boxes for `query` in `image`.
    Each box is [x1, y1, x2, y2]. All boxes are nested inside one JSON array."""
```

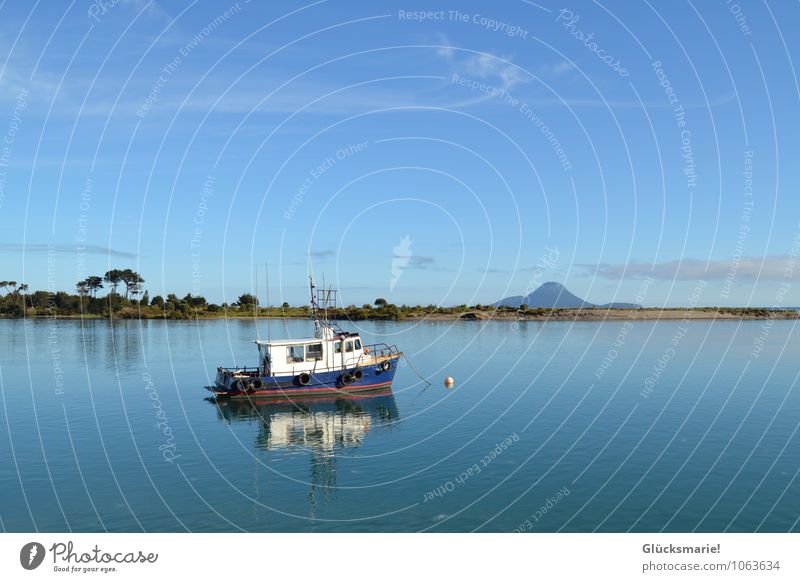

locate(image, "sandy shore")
[[7, 307, 798, 322], [407, 308, 800, 322]]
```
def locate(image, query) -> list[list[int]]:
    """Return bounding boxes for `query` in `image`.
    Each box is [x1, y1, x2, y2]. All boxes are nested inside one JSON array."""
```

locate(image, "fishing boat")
[[207, 278, 402, 398]]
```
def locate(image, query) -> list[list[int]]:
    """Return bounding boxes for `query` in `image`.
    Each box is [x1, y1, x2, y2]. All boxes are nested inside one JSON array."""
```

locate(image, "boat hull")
[[207, 355, 401, 399]]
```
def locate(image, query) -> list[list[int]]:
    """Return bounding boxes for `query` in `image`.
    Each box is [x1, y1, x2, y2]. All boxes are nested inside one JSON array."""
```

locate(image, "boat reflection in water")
[[209, 389, 400, 519], [211, 388, 400, 452]]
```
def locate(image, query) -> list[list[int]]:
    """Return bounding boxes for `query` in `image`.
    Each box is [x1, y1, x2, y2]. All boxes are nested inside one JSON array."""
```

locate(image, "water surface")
[[1, 317, 798, 532]]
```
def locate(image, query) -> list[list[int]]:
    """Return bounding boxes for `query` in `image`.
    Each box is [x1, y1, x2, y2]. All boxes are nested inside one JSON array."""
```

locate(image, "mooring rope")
[[403, 353, 431, 387]]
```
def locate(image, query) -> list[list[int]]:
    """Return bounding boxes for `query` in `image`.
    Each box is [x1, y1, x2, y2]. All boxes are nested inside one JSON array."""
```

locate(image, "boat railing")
[[363, 343, 400, 358]]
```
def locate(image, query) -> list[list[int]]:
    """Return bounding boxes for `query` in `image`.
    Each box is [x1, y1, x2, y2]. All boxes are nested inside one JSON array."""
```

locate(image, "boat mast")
[[309, 275, 343, 338]]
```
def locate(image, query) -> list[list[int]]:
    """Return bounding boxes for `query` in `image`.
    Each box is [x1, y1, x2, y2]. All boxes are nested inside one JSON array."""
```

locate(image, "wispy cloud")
[[409, 255, 436, 268], [460, 53, 528, 89], [479, 267, 512, 274], [309, 250, 335, 259], [581, 256, 795, 281], [549, 61, 573, 76], [0, 243, 138, 258]]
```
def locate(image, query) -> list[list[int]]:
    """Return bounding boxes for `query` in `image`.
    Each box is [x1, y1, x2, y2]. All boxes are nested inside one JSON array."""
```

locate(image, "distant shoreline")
[[3, 307, 798, 322]]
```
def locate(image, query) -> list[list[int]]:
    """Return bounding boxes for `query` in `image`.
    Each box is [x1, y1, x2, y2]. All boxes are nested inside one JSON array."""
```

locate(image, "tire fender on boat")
[[296, 372, 311, 386], [381, 360, 392, 372], [353, 368, 364, 380], [340, 373, 355, 385]]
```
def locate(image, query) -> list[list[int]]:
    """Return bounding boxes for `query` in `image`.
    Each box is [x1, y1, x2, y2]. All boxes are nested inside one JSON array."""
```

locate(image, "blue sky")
[[0, 0, 798, 307]]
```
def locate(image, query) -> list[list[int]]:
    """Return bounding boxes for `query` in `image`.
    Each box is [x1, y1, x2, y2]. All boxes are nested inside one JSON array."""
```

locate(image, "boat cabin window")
[[287, 345, 304, 363], [345, 340, 354, 352], [334, 341, 342, 353], [306, 343, 323, 361], [354, 339, 362, 350]]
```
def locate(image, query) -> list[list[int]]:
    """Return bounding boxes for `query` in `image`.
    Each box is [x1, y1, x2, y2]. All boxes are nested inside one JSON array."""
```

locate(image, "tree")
[[374, 297, 388, 307], [103, 270, 123, 295], [120, 269, 144, 299], [281, 301, 290, 309], [183, 293, 206, 309], [236, 293, 258, 309], [85, 276, 103, 297], [30, 290, 50, 309], [166, 294, 179, 311], [129, 282, 143, 299], [140, 290, 149, 306], [76, 280, 89, 297], [150, 295, 164, 309]]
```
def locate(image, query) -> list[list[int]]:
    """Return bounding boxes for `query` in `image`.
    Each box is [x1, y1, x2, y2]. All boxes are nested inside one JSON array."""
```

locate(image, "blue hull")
[[209, 355, 400, 398]]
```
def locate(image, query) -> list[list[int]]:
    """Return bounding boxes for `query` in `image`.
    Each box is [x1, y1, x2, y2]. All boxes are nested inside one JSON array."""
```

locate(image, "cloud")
[[434, 33, 455, 60], [0, 243, 138, 259], [408, 255, 436, 268], [308, 250, 335, 259], [581, 256, 796, 281], [549, 61, 573, 76]]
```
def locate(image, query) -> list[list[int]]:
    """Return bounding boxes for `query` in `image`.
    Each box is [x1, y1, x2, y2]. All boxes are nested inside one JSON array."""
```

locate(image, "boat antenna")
[[322, 273, 327, 322], [254, 264, 260, 342], [265, 263, 271, 342]]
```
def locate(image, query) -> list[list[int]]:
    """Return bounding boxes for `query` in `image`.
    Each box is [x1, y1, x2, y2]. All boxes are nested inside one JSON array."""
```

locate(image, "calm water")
[[1, 317, 798, 532]]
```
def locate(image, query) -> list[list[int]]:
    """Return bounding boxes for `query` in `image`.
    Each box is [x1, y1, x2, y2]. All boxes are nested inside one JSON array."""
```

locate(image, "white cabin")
[[256, 324, 366, 377]]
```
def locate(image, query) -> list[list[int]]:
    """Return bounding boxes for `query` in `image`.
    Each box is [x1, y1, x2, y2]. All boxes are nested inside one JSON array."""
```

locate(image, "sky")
[[0, 0, 798, 307]]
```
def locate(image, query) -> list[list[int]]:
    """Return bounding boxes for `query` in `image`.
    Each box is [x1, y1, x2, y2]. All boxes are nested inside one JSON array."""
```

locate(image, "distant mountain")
[[494, 282, 641, 309], [494, 282, 591, 308]]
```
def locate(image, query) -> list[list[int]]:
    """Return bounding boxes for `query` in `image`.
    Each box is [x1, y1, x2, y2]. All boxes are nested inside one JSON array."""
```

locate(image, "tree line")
[[0, 269, 266, 319], [0, 273, 517, 320]]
